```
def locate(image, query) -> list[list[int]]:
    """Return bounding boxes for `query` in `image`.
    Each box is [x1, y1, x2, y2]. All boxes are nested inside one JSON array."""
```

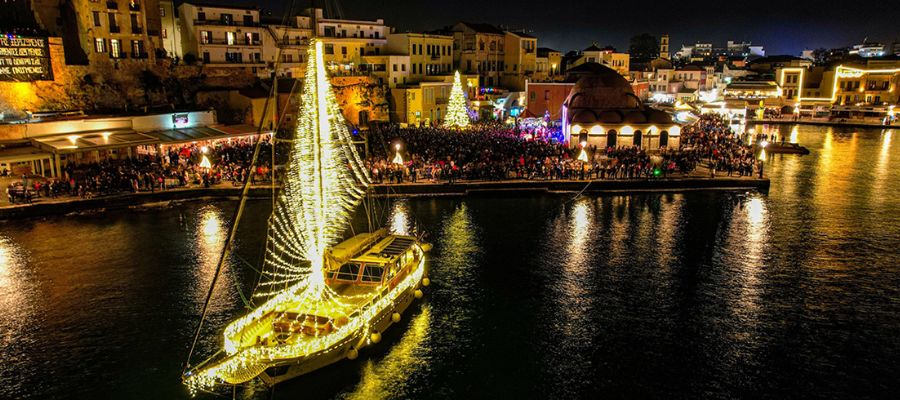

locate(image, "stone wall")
[[331, 76, 390, 125], [0, 38, 257, 120]]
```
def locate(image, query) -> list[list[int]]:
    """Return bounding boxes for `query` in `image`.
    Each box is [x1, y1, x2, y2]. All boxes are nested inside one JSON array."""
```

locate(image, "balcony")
[[110, 52, 128, 59], [107, 1, 117, 9], [109, 25, 121, 33], [193, 19, 259, 27], [204, 59, 265, 66], [132, 52, 149, 59], [132, 26, 143, 34], [201, 39, 261, 46]]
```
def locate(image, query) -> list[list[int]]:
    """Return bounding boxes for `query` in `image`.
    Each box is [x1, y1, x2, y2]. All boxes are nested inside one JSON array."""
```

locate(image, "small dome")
[[571, 109, 598, 124], [597, 110, 624, 123], [624, 111, 648, 123], [648, 109, 673, 124]]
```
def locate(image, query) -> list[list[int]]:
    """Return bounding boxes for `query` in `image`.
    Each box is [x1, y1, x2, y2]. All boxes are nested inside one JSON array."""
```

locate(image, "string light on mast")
[[443, 71, 471, 129]]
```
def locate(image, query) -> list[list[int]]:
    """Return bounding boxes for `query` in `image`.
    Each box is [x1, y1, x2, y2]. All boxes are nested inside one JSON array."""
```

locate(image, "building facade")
[[501, 31, 537, 91], [386, 33, 454, 82], [450, 22, 505, 88], [178, 3, 265, 75]]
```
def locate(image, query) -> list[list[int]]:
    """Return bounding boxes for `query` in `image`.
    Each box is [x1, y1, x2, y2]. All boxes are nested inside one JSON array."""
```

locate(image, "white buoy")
[[347, 348, 358, 360], [422, 277, 430, 287], [391, 312, 401, 323], [414, 289, 423, 299], [370, 332, 381, 343]]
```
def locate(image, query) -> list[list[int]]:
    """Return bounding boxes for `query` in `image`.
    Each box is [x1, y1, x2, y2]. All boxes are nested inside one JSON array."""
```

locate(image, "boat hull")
[[258, 278, 422, 385]]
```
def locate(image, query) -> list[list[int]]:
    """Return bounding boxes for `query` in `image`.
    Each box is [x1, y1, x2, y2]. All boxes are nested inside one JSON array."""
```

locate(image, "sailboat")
[[183, 39, 431, 393]]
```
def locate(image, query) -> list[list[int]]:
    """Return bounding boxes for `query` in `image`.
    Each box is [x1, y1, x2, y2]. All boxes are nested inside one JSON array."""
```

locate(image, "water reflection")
[[873, 130, 893, 200], [542, 198, 598, 397], [0, 235, 29, 340], [341, 307, 432, 400], [724, 194, 768, 336], [192, 205, 232, 306], [789, 125, 799, 144], [389, 200, 411, 236]]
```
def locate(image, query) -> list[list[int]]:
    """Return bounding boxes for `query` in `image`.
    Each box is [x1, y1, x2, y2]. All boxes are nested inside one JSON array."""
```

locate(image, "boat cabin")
[[326, 235, 419, 286]]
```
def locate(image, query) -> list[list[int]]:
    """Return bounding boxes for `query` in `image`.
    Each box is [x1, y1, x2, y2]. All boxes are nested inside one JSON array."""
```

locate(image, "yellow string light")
[[184, 39, 380, 392]]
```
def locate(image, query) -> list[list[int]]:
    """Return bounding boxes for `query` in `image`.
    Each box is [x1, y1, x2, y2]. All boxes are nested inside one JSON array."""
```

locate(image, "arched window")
[[606, 130, 617, 148], [659, 130, 669, 147], [633, 130, 642, 147]]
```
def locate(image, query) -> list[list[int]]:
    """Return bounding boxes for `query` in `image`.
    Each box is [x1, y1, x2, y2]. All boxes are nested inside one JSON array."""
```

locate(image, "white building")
[[159, 0, 183, 59], [178, 3, 266, 75], [263, 15, 313, 78]]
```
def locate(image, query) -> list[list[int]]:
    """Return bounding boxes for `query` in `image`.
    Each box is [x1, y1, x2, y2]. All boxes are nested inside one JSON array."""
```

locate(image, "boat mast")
[[183, 0, 298, 372]]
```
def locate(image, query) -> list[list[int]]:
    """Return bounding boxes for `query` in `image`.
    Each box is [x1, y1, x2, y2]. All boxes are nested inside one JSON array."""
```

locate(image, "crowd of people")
[[679, 114, 760, 177], [4, 139, 274, 204], [364, 115, 754, 184], [4, 114, 760, 205]]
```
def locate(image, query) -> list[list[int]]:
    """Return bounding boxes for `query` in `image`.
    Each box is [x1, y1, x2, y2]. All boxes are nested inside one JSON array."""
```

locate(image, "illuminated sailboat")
[[183, 39, 431, 392]]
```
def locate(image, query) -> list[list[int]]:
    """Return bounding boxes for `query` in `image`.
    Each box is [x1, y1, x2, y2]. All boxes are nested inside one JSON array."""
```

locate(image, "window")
[[110, 39, 121, 58], [200, 31, 211, 44], [202, 52, 210, 63], [162, 28, 167, 39], [545, 90, 550, 100], [94, 38, 106, 53], [92, 11, 101, 27], [360, 265, 384, 283], [226, 32, 236, 45], [108, 13, 118, 32], [324, 44, 334, 54], [131, 40, 144, 57], [401, 64, 406, 72], [392, 64, 397, 72], [159, 6, 165, 17], [243, 15, 253, 26], [341, 46, 347, 55], [336, 263, 362, 281]]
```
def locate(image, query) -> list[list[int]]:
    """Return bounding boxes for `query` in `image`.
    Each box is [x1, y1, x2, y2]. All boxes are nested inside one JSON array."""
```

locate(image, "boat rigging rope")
[[183, 48, 281, 376]]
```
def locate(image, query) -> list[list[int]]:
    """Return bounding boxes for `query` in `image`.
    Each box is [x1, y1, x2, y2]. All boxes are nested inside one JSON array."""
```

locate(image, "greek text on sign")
[[0, 35, 54, 81]]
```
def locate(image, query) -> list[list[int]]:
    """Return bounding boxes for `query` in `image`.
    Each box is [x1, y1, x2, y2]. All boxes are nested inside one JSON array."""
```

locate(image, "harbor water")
[[0, 124, 898, 399]]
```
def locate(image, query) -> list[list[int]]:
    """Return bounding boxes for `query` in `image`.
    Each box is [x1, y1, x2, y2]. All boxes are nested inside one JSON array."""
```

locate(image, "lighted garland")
[[184, 39, 375, 392], [443, 71, 471, 129]]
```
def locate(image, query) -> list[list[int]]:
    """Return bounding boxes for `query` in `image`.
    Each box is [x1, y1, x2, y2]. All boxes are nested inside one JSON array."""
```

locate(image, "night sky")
[[220, 0, 899, 55]]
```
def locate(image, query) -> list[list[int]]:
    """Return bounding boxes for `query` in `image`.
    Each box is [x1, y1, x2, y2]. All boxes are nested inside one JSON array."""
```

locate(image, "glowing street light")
[[392, 143, 404, 165]]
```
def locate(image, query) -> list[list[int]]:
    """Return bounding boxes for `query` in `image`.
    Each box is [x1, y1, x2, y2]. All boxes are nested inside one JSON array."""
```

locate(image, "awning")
[[32, 129, 158, 154], [28, 125, 267, 154], [0, 145, 54, 163], [149, 125, 265, 145]]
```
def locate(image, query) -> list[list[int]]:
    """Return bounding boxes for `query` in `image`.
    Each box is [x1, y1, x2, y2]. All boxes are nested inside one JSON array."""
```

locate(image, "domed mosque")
[[563, 63, 681, 149]]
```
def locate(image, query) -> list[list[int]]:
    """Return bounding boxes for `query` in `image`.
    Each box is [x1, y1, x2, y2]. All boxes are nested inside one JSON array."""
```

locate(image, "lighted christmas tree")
[[443, 71, 471, 129]]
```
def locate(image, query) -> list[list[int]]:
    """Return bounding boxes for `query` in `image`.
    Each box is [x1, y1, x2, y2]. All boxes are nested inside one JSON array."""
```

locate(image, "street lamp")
[[392, 143, 404, 165]]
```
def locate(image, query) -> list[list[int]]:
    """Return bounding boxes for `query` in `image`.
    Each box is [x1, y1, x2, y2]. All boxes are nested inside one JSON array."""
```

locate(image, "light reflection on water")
[[341, 306, 432, 400], [0, 124, 898, 399], [0, 235, 29, 344]]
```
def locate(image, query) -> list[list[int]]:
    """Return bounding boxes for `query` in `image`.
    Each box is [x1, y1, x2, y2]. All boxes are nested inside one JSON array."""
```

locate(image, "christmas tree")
[[443, 71, 471, 129]]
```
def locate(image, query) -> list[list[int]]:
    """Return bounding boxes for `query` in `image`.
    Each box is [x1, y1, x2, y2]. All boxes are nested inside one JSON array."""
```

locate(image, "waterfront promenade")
[[748, 116, 896, 129], [0, 168, 768, 220]]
